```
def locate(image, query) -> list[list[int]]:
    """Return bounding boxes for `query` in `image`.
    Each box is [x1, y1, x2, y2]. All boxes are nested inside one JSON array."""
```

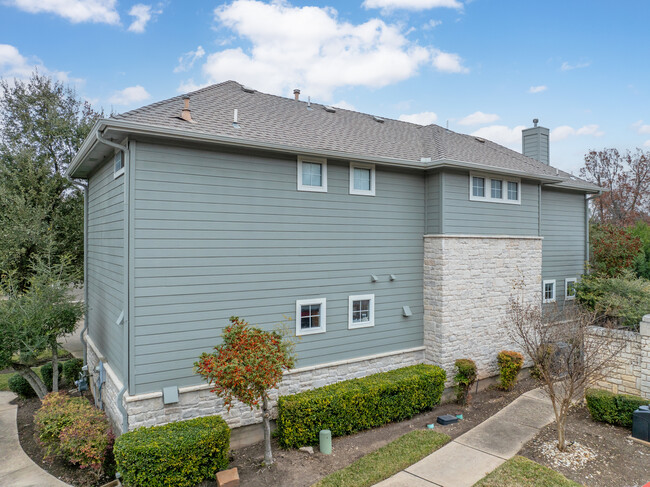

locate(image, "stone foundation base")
[[424, 235, 542, 382], [85, 335, 425, 436]]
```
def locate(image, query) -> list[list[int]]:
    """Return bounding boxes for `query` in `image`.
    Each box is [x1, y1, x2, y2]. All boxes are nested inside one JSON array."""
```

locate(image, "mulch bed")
[[14, 390, 114, 487], [16, 376, 538, 487], [519, 405, 650, 487], [201, 376, 538, 487]]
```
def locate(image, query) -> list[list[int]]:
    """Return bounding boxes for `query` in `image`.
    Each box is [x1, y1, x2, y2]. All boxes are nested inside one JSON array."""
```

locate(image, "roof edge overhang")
[[67, 120, 602, 193]]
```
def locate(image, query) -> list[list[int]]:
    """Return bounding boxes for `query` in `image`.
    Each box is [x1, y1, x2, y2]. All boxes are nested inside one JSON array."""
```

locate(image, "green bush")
[[40, 362, 63, 391], [585, 388, 649, 428], [114, 416, 230, 487], [576, 271, 650, 329], [631, 221, 650, 279], [453, 359, 477, 405], [8, 373, 37, 398], [497, 351, 524, 391], [62, 358, 83, 385], [277, 364, 446, 449]]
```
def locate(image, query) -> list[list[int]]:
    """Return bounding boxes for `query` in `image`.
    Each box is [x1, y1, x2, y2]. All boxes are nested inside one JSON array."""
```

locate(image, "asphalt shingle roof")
[[113, 80, 599, 191]]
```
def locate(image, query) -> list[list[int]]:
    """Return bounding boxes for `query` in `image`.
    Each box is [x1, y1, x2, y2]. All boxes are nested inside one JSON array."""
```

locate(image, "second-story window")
[[297, 156, 327, 192]]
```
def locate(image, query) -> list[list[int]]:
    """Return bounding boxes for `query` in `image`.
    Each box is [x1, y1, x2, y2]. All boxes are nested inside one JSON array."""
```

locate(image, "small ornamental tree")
[[194, 317, 295, 465], [591, 224, 642, 277]]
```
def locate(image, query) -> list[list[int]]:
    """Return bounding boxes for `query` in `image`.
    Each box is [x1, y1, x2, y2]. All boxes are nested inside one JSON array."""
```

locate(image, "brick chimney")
[[181, 95, 192, 122]]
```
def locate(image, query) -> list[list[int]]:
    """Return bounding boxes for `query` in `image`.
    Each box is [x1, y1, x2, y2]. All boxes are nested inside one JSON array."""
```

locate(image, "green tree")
[[0, 257, 84, 398], [630, 221, 650, 279], [194, 317, 295, 465], [0, 72, 102, 288]]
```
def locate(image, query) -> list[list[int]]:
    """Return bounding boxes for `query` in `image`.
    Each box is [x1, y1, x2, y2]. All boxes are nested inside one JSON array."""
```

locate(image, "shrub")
[[453, 359, 477, 405], [114, 416, 230, 487], [62, 358, 84, 385], [40, 362, 63, 391], [576, 271, 650, 329], [585, 388, 649, 428], [8, 373, 37, 398], [630, 221, 650, 279], [497, 351, 524, 391], [277, 364, 446, 449], [34, 391, 113, 475]]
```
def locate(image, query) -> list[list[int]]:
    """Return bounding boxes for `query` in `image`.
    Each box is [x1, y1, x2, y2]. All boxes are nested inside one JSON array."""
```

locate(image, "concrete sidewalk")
[[375, 388, 555, 487], [0, 392, 71, 487]]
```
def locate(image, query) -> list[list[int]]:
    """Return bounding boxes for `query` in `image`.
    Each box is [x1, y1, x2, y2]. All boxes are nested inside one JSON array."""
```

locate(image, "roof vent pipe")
[[307, 96, 311, 108], [293, 89, 300, 101], [181, 95, 192, 122]]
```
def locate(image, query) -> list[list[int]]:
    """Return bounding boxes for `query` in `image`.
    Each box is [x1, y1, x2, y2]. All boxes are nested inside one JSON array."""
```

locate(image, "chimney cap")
[[182, 95, 190, 100], [533, 118, 539, 127], [293, 89, 300, 94]]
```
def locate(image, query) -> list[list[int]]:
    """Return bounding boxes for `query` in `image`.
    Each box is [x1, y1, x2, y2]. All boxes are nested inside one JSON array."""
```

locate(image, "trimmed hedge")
[[41, 362, 63, 391], [62, 358, 84, 385], [114, 416, 230, 487], [8, 374, 37, 398], [585, 388, 649, 428], [277, 364, 446, 448]]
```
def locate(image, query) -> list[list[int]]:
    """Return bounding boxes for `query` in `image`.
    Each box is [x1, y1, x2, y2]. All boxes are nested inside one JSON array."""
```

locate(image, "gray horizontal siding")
[[441, 170, 539, 236], [132, 143, 425, 394], [425, 172, 441, 234], [541, 188, 586, 308], [87, 156, 125, 379]]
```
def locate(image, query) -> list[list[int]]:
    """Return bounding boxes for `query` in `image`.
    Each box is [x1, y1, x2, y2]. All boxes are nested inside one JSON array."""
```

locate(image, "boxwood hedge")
[[585, 388, 649, 428], [114, 415, 230, 487], [277, 364, 446, 448]]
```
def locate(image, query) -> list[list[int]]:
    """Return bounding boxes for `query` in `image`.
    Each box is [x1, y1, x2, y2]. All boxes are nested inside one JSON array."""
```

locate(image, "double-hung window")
[[297, 156, 327, 192], [114, 151, 124, 178], [543, 280, 556, 304], [470, 172, 520, 204], [349, 162, 376, 196], [565, 278, 577, 300], [348, 294, 375, 329], [296, 298, 326, 335]]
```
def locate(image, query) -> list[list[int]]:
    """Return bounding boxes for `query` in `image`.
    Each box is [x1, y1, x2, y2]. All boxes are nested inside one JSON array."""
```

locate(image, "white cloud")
[[431, 50, 468, 73], [332, 100, 356, 111], [644, 140, 650, 148], [458, 111, 499, 126], [423, 19, 442, 29], [174, 46, 206, 73], [6, 0, 119, 24], [560, 61, 590, 71], [550, 124, 604, 141], [128, 4, 155, 33], [471, 125, 527, 149], [109, 85, 150, 105], [528, 85, 547, 93], [363, 0, 462, 10], [0, 44, 73, 83], [176, 79, 209, 93], [200, 0, 466, 100], [399, 111, 438, 125], [633, 120, 650, 135]]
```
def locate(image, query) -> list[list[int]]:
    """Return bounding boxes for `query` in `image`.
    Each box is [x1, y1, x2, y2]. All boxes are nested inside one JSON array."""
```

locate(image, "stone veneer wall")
[[86, 333, 424, 433], [587, 316, 650, 399], [423, 235, 542, 382]]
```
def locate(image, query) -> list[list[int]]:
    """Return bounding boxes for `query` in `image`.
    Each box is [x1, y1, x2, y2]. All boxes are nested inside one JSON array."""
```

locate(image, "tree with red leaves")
[[580, 148, 650, 225], [590, 224, 642, 277], [194, 317, 295, 465]]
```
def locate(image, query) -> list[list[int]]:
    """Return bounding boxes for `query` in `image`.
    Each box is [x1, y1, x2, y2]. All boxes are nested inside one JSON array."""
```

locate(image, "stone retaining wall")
[[423, 235, 542, 382], [587, 315, 650, 399]]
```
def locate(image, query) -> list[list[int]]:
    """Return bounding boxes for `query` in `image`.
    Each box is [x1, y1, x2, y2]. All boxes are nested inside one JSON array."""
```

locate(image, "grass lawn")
[[313, 429, 450, 487], [473, 456, 581, 487]]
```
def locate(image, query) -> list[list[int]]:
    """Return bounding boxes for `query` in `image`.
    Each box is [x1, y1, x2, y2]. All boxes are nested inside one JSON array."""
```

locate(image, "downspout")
[[66, 176, 89, 366], [584, 192, 602, 274], [95, 131, 130, 434]]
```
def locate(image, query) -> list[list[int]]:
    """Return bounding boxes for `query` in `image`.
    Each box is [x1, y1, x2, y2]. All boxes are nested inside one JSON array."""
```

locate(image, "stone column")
[[640, 314, 650, 400]]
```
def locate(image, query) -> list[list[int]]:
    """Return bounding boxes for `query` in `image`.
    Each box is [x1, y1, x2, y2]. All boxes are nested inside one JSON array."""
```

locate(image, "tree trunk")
[[557, 415, 566, 452], [14, 364, 48, 399], [262, 396, 273, 465], [51, 344, 59, 392]]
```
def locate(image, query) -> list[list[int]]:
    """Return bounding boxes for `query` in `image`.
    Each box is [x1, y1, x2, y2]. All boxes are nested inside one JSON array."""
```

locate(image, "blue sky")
[[1, 0, 649, 173]]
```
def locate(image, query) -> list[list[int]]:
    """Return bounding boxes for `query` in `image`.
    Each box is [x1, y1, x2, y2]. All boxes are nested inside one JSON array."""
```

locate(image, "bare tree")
[[505, 297, 624, 451]]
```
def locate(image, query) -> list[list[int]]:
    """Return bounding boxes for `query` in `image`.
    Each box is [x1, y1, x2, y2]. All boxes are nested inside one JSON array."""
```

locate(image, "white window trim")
[[469, 172, 521, 205], [349, 162, 376, 196], [297, 156, 327, 192], [543, 280, 556, 304], [348, 294, 375, 329], [565, 277, 577, 300], [113, 151, 125, 179], [295, 298, 326, 336]]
